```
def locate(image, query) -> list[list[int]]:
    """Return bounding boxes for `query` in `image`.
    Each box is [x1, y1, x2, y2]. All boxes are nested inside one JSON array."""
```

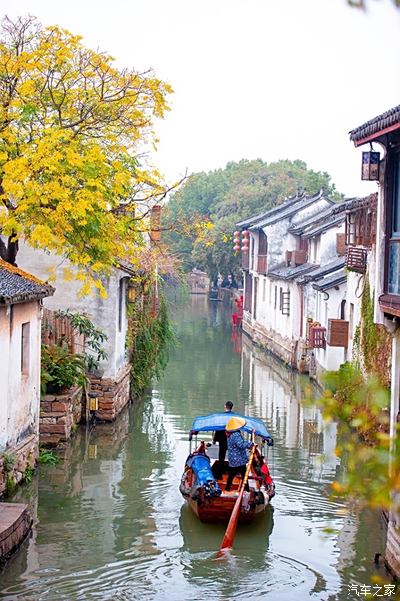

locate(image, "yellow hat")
[[226, 416, 246, 432]]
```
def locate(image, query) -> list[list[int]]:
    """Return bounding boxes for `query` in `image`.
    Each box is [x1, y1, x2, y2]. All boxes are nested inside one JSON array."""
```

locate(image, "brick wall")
[[88, 362, 131, 421], [39, 386, 83, 445]]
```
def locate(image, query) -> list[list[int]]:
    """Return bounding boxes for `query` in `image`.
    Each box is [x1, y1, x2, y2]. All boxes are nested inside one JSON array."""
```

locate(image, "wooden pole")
[[217, 434, 255, 555]]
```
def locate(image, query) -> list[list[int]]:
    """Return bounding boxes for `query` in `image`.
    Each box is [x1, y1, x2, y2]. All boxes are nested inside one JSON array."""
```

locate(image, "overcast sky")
[[3, 0, 400, 197]]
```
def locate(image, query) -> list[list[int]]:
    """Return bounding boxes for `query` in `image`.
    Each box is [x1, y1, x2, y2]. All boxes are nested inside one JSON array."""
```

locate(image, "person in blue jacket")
[[224, 416, 253, 492]]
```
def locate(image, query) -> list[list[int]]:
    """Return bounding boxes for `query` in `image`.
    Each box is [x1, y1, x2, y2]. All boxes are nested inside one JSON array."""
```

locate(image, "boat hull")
[[181, 490, 268, 523]]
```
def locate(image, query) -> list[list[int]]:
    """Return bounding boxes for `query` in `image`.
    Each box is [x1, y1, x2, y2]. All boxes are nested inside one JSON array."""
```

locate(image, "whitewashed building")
[[0, 258, 54, 490], [237, 191, 350, 377], [16, 244, 133, 421], [350, 104, 400, 577]]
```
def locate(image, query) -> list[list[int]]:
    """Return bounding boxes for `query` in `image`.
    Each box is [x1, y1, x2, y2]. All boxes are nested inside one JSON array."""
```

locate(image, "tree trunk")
[[0, 234, 19, 265]]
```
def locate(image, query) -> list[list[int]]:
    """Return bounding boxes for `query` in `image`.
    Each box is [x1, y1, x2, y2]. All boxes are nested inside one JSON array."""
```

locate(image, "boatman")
[[225, 416, 253, 492], [213, 401, 234, 463]]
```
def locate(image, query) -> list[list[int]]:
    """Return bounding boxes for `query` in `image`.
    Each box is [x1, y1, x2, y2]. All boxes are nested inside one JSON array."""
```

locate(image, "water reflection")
[[0, 296, 390, 601]]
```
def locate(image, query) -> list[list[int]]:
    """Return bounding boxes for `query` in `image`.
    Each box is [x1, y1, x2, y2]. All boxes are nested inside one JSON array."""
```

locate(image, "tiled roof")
[[290, 201, 347, 238], [332, 193, 377, 214], [249, 190, 333, 230], [267, 262, 318, 281], [236, 191, 306, 229], [312, 269, 346, 292], [236, 190, 332, 230], [349, 104, 400, 144], [0, 259, 54, 304], [296, 257, 345, 284]]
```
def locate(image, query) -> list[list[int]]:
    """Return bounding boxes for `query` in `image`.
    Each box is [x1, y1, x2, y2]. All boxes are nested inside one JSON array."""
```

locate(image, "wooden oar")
[[217, 435, 256, 556]]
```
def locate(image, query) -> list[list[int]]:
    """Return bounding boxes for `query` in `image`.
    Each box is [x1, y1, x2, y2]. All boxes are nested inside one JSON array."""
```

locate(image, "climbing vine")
[[359, 280, 392, 387], [127, 288, 174, 396]]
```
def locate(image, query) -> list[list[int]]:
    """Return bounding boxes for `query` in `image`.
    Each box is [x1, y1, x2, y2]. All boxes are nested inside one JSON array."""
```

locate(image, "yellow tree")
[[0, 16, 174, 295]]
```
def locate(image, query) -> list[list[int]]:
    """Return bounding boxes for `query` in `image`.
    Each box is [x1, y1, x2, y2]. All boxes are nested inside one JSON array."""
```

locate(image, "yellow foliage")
[[0, 16, 175, 295]]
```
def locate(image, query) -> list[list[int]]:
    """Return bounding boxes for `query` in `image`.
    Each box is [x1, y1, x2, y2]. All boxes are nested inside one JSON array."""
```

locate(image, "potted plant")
[[41, 344, 86, 395]]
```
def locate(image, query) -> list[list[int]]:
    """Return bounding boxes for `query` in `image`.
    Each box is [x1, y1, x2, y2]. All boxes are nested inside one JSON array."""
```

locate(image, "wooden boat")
[[179, 412, 275, 524]]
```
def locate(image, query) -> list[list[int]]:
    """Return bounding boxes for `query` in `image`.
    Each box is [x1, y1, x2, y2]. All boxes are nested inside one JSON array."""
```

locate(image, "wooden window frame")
[[281, 291, 290, 316], [21, 322, 30, 375], [381, 144, 400, 314]]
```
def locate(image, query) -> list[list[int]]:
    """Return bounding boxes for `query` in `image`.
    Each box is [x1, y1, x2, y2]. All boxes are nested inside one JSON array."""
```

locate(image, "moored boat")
[[179, 412, 275, 523]]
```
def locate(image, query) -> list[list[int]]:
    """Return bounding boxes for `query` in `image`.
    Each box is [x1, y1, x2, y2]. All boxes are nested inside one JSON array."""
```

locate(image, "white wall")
[[0, 301, 41, 450], [314, 284, 347, 372], [16, 243, 129, 379]]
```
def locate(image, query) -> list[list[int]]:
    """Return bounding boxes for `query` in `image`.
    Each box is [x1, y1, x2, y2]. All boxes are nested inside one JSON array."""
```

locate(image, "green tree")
[[164, 158, 342, 278]]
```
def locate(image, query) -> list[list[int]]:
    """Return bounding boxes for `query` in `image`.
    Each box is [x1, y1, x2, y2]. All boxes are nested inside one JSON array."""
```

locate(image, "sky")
[[2, 0, 400, 198]]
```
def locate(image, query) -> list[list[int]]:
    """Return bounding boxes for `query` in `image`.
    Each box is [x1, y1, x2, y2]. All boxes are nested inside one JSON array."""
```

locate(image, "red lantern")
[[233, 230, 241, 253], [241, 230, 249, 253]]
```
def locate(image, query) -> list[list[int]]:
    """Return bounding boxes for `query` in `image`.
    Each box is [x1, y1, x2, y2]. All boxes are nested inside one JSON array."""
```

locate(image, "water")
[[0, 296, 391, 600]]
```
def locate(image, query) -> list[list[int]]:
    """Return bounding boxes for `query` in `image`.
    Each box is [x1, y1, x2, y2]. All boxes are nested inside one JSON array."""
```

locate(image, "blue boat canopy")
[[190, 412, 273, 443]]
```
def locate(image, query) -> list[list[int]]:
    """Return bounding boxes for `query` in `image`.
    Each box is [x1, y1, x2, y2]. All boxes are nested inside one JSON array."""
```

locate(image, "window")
[[281, 291, 290, 316], [349, 303, 354, 340], [118, 279, 125, 332], [345, 203, 377, 248], [388, 149, 400, 295], [262, 278, 266, 302], [257, 231, 268, 274], [21, 322, 30, 375]]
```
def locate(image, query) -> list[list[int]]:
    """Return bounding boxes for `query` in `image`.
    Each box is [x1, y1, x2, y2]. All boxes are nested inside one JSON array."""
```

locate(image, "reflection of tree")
[[161, 297, 244, 429], [112, 399, 170, 553]]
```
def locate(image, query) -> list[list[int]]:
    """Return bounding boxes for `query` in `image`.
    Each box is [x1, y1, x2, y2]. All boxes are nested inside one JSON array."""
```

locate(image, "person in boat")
[[212, 401, 233, 463], [225, 416, 253, 492]]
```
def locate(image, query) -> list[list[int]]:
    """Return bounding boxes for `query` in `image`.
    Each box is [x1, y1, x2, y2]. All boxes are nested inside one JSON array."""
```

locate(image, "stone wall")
[[88, 362, 131, 421], [39, 386, 83, 446], [242, 317, 296, 367], [0, 434, 38, 496]]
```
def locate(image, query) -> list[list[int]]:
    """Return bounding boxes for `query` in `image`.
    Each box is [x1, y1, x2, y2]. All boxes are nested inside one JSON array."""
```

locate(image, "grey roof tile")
[[296, 257, 345, 284], [312, 269, 347, 291], [349, 105, 400, 144], [268, 262, 319, 281], [0, 259, 54, 304]]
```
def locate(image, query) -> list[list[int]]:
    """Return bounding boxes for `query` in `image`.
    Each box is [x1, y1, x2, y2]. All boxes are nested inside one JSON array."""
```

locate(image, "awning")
[[189, 412, 273, 443]]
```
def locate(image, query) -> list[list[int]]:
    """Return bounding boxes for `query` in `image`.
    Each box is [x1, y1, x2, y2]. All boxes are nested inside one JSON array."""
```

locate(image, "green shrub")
[[41, 344, 85, 394], [38, 448, 58, 465]]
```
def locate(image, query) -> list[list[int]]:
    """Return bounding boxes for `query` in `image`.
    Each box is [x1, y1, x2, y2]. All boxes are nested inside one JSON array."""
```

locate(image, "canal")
[[0, 296, 390, 600]]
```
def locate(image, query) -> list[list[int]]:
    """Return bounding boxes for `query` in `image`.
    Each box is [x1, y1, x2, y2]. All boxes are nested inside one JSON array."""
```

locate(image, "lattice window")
[[346, 246, 368, 273], [310, 326, 326, 349], [345, 206, 376, 248], [281, 291, 290, 316]]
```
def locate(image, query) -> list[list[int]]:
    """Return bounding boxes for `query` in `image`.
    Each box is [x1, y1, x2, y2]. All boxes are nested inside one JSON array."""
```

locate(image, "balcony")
[[257, 254, 267, 274], [310, 326, 326, 349], [346, 246, 367, 273]]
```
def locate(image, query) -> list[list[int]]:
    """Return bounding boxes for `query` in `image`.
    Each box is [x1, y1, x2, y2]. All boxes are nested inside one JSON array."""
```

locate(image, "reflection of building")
[[241, 335, 338, 481], [186, 269, 210, 295]]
